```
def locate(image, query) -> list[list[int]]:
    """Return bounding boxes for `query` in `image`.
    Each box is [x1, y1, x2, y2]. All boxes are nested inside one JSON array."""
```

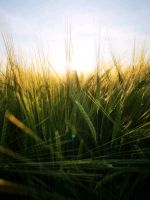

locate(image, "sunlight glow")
[[0, 0, 149, 74]]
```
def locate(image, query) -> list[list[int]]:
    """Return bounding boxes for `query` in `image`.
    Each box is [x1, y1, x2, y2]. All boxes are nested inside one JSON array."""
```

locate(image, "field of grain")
[[0, 40, 150, 199]]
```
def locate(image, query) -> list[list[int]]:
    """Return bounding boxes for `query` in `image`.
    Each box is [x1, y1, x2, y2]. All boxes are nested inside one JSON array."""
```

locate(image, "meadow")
[[0, 38, 150, 199]]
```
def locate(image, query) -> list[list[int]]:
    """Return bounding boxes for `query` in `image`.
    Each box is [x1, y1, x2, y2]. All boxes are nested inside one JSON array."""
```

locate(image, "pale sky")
[[0, 0, 150, 73]]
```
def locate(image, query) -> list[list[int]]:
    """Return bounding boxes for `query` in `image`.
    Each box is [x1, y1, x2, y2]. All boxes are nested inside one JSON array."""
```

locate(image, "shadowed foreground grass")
[[0, 44, 150, 199]]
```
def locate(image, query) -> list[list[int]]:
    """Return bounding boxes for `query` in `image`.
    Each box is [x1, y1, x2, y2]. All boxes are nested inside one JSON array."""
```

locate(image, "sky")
[[0, 0, 150, 73]]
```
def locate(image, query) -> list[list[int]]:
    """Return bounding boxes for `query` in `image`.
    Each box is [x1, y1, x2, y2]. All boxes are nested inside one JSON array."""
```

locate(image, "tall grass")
[[0, 38, 150, 200]]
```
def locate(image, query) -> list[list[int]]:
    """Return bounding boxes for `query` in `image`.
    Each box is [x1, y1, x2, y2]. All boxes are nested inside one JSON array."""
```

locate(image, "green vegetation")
[[0, 40, 150, 199]]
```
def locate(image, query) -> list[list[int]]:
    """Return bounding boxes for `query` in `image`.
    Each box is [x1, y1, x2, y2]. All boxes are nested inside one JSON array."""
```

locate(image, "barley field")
[[0, 39, 150, 200]]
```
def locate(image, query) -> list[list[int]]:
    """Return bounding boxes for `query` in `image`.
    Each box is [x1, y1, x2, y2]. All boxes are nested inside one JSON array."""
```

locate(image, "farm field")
[[0, 41, 150, 199], [0, 0, 150, 199]]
